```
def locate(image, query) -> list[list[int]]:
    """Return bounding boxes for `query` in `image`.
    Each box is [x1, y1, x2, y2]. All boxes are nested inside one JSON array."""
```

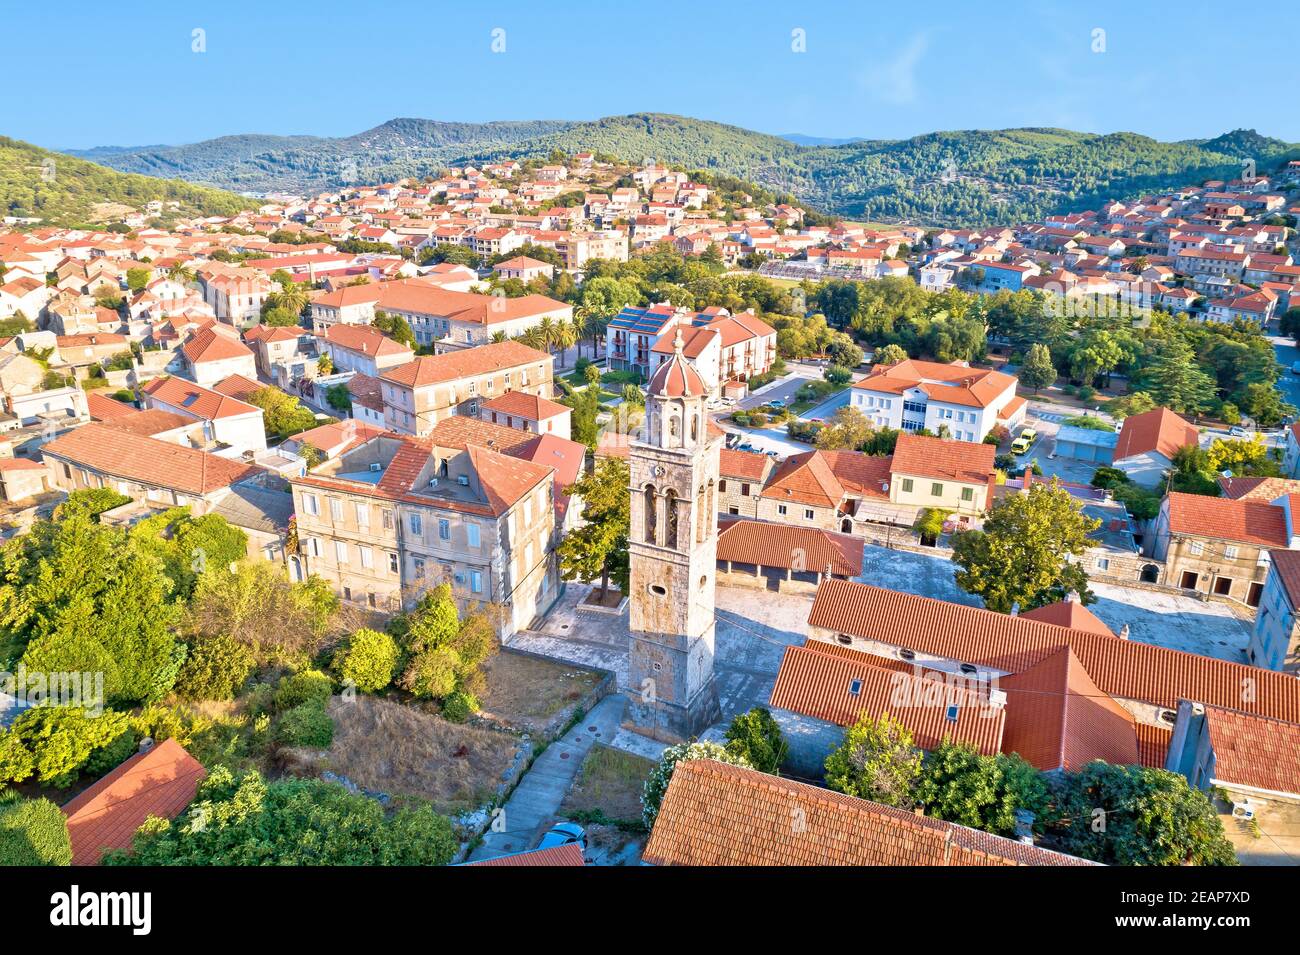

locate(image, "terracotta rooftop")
[[181, 326, 253, 364], [854, 359, 1017, 409], [807, 578, 1300, 723], [1000, 646, 1139, 771], [379, 340, 549, 388], [891, 433, 995, 484], [100, 408, 197, 438], [1202, 704, 1300, 796], [762, 450, 891, 508], [770, 643, 1005, 754], [480, 389, 569, 420], [1113, 407, 1198, 462], [648, 334, 707, 399], [1019, 598, 1115, 636], [86, 391, 138, 421], [321, 323, 413, 357], [1218, 475, 1300, 502], [1165, 491, 1289, 547], [62, 738, 206, 866], [643, 759, 1094, 866], [41, 422, 262, 495], [717, 518, 863, 577], [718, 448, 773, 482], [464, 843, 584, 866], [142, 375, 260, 421]]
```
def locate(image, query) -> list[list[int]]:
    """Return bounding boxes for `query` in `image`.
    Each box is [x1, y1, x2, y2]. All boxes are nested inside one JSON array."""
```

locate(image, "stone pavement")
[[466, 693, 626, 862]]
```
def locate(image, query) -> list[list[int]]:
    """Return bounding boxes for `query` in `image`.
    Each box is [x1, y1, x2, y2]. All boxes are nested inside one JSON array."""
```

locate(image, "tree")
[[557, 457, 630, 602], [324, 382, 352, 412], [1141, 336, 1214, 416], [247, 387, 321, 440], [1019, 343, 1056, 394], [874, 343, 908, 366], [951, 480, 1101, 613], [393, 584, 497, 701], [913, 507, 950, 546], [260, 306, 300, 327], [1, 514, 184, 706], [174, 634, 256, 701], [642, 741, 752, 828], [814, 406, 873, 451], [824, 713, 923, 808], [125, 267, 151, 293], [1106, 391, 1156, 421], [1052, 763, 1237, 866], [188, 563, 338, 662], [915, 741, 1051, 837], [372, 311, 416, 348], [316, 353, 334, 376], [826, 333, 864, 369], [333, 627, 399, 693], [724, 707, 788, 774], [106, 766, 457, 866], [0, 706, 131, 788], [0, 797, 72, 866]]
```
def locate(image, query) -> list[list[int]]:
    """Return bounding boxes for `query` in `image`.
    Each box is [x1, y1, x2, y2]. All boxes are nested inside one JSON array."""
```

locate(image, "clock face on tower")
[[652, 464, 666, 477]]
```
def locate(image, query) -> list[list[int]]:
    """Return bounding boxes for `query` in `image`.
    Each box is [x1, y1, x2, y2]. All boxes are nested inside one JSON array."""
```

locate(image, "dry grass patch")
[[478, 652, 601, 734], [560, 744, 654, 823], [310, 696, 522, 814]]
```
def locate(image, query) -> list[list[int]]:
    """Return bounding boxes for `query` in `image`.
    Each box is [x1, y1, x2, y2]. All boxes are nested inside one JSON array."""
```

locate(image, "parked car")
[[1229, 426, 1248, 438], [537, 822, 586, 851], [768, 399, 785, 410], [1291, 360, 1300, 376]]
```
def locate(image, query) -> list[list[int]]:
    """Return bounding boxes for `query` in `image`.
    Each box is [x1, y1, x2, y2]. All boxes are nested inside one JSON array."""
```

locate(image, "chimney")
[[138, 737, 155, 754], [1119, 624, 1130, 640], [1010, 602, 1020, 616]]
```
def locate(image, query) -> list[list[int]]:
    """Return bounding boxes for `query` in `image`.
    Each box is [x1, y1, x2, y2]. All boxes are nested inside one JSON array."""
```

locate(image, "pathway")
[[466, 693, 626, 862]]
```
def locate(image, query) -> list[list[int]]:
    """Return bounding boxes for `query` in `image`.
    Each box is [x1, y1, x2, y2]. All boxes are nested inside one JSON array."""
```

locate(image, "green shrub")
[[83, 727, 138, 777], [0, 706, 131, 788], [333, 628, 400, 693], [441, 690, 479, 723], [273, 669, 333, 712], [0, 798, 72, 865], [275, 701, 334, 748], [175, 634, 256, 701], [724, 707, 788, 774]]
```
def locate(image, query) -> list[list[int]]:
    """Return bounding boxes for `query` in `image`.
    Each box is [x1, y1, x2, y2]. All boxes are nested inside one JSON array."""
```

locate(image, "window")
[[777, 504, 787, 516], [438, 519, 450, 541], [900, 478, 913, 493], [466, 523, 480, 548], [931, 483, 944, 497], [1189, 541, 1204, 556], [1224, 545, 1239, 560], [413, 557, 426, 578], [330, 498, 343, 521], [740, 483, 750, 496], [359, 546, 373, 569], [1097, 558, 1110, 571], [409, 513, 422, 536], [945, 704, 960, 723], [305, 537, 321, 557], [848, 679, 863, 696], [960, 487, 974, 502], [470, 570, 483, 593], [334, 541, 348, 564], [382, 509, 394, 530], [718, 479, 727, 492], [388, 552, 399, 574], [303, 493, 319, 516], [804, 509, 814, 520], [355, 503, 369, 527]]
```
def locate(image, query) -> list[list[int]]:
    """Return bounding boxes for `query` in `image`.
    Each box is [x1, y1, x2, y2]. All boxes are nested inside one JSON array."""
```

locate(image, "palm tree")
[[536, 316, 557, 358], [490, 330, 509, 344], [519, 327, 546, 352], [552, 319, 578, 369], [167, 263, 196, 286]]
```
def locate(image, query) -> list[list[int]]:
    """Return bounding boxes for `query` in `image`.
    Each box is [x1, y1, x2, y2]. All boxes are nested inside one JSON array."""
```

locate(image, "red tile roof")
[[1019, 598, 1115, 636], [643, 759, 1093, 866], [854, 359, 1017, 409], [1165, 491, 1289, 547], [717, 518, 863, 577], [182, 326, 253, 364], [142, 375, 260, 420], [100, 408, 197, 437], [321, 323, 413, 357], [41, 422, 262, 495], [1113, 407, 1198, 462], [770, 643, 1005, 754], [480, 389, 569, 420], [86, 391, 138, 421], [1202, 705, 1300, 795], [62, 739, 206, 865], [718, 448, 773, 482], [807, 578, 1300, 723], [891, 433, 995, 484], [1000, 646, 1139, 771], [464, 843, 584, 866], [379, 340, 549, 388], [762, 450, 891, 508]]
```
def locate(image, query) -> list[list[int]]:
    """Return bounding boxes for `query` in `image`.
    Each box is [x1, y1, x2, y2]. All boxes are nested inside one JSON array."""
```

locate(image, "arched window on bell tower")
[[696, 483, 706, 543], [664, 489, 679, 550], [690, 414, 698, 443], [643, 484, 658, 545]]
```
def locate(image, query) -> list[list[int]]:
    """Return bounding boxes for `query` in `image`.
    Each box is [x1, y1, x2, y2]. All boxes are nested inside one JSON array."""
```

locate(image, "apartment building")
[[850, 359, 1025, 442], [288, 418, 560, 634], [378, 339, 553, 436], [1248, 549, 1300, 673], [317, 324, 414, 377]]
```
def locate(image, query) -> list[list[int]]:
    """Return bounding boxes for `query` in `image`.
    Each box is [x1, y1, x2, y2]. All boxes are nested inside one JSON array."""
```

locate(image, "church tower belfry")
[[625, 327, 722, 740]]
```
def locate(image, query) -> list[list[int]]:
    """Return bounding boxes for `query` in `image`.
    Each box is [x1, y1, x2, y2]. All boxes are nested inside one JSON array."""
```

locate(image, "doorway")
[[1179, 570, 1199, 590]]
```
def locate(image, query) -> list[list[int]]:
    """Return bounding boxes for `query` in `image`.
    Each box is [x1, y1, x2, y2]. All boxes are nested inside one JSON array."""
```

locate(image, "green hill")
[[1, 136, 256, 226], [60, 115, 1300, 227]]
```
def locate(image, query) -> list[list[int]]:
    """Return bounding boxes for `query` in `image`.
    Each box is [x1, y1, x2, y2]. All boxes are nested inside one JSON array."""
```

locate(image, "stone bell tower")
[[625, 328, 722, 740]]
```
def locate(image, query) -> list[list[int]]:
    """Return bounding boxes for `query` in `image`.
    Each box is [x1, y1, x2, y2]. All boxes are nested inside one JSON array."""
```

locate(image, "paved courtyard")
[[508, 581, 812, 739], [857, 544, 1252, 662]]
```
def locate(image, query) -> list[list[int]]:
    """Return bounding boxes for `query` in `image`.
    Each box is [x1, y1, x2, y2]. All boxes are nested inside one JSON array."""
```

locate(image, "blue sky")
[[13, 1, 1299, 149]]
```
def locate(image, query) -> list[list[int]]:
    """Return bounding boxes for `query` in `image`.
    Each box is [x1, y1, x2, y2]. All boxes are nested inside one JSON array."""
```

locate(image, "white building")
[[849, 359, 1025, 442]]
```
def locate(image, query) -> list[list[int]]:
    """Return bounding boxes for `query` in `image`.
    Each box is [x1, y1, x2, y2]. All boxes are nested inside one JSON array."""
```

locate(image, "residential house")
[[850, 359, 1025, 442], [140, 375, 267, 453], [179, 326, 257, 387], [479, 389, 571, 441], [318, 324, 414, 377], [1112, 407, 1200, 488], [1247, 548, 1300, 673]]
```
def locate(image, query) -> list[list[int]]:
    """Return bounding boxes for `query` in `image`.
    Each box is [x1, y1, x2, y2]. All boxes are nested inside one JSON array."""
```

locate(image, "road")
[[1271, 334, 1300, 416]]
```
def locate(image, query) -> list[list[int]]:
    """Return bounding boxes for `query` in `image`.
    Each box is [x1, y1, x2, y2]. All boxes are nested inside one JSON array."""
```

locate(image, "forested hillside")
[[1, 137, 255, 225]]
